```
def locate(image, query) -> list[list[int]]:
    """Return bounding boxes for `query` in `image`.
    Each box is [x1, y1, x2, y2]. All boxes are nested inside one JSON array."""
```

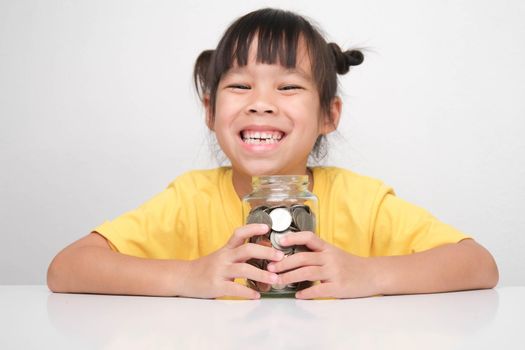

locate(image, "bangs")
[[216, 9, 314, 72], [199, 8, 335, 117]]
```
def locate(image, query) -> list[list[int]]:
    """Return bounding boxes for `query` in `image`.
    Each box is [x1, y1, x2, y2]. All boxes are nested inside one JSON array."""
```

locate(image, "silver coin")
[[291, 206, 306, 227], [294, 244, 310, 254], [291, 204, 310, 212], [294, 208, 315, 232], [290, 204, 303, 212], [264, 205, 283, 214], [246, 208, 273, 229], [271, 283, 287, 290], [284, 250, 295, 258], [288, 212, 300, 231], [269, 207, 292, 232], [270, 231, 294, 254]]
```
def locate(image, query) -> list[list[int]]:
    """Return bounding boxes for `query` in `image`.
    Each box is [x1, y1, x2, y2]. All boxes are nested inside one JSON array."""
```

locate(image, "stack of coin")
[[246, 204, 316, 293], [247, 204, 316, 234]]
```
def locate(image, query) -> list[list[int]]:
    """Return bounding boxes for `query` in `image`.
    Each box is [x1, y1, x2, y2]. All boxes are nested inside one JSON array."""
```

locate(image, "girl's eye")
[[279, 85, 303, 91], [227, 84, 250, 90]]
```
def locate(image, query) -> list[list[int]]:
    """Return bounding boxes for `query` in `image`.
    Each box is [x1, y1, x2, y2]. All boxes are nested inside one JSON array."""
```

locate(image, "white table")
[[0, 286, 523, 349]]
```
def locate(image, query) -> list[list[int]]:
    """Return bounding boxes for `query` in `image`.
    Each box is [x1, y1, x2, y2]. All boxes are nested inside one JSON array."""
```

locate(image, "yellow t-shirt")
[[94, 167, 469, 259]]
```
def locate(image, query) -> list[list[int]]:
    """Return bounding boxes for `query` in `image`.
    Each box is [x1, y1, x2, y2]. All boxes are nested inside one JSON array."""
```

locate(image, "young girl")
[[47, 8, 498, 300]]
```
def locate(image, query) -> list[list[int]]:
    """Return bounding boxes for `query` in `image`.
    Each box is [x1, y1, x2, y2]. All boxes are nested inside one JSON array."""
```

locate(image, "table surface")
[[0, 286, 523, 349]]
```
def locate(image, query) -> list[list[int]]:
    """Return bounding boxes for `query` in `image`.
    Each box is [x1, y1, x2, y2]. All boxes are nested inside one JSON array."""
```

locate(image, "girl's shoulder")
[[165, 167, 231, 192], [312, 166, 393, 199], [312, 166, 384, 185]]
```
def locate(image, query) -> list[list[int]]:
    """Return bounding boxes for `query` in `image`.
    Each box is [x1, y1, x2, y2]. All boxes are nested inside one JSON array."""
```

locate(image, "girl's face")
[[208, 39, 340, 178]]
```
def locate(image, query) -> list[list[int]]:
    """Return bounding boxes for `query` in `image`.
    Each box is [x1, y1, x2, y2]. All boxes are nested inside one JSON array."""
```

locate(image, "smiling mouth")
[[240, 130, 285, 144]]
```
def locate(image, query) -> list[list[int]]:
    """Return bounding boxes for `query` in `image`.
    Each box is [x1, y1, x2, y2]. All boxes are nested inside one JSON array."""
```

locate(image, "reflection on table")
[[45, 288, 503, 349]]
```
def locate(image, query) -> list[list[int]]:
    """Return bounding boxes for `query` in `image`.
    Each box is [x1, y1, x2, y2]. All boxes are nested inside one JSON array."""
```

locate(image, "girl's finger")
[[267, 252, 323, 273], [226, 224, 270, 248], [221, 281, 261, 300], [279, 231, 326, 252], [278, 266, 324, 285], [227, 263, 279, 285], [233, 243, 284, 262], [295, 282, 333, 299]]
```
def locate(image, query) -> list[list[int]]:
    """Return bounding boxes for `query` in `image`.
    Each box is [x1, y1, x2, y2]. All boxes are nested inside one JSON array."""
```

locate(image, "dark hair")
[[194, 8, 363, 161]]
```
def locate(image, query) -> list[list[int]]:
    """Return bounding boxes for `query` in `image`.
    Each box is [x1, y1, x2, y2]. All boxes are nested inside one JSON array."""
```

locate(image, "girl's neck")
[[231, 167, 314, 199]]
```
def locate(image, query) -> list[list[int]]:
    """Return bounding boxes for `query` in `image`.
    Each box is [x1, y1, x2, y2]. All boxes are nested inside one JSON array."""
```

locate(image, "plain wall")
[[1, 0, 524, 285]]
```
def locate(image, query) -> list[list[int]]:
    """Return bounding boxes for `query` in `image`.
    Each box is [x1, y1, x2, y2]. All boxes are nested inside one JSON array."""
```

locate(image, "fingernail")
[[267, 263, 275, 272], [270, 274, 278, 283]]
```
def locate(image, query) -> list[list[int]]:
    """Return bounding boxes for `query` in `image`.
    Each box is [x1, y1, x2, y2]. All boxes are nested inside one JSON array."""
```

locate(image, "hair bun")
[[328, 43, 364, 75], [346, 50, 364, 66], [193, 49, 215, 98]]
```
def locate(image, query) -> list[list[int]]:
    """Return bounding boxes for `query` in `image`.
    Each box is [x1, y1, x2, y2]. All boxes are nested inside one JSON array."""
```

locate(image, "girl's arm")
[[47, 225, 282, 298], [268, 233, 498, 299], [372, 238, 499, 295], [47, 232, 187, 296]]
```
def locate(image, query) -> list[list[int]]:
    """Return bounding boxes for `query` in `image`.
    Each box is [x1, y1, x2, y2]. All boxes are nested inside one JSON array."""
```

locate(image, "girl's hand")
[[179, 224, 284, 299], [267, 231, 380, 299]]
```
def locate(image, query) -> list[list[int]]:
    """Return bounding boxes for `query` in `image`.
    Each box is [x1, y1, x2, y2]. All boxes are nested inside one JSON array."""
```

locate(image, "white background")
[[1, 0, 524, 285]]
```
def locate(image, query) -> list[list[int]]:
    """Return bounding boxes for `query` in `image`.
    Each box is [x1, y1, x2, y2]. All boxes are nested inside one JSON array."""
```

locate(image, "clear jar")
[[242, 175, 319, 296]]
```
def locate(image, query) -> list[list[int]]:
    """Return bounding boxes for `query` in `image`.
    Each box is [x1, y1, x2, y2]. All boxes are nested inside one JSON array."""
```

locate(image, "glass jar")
[[242, 175, 319, 296]]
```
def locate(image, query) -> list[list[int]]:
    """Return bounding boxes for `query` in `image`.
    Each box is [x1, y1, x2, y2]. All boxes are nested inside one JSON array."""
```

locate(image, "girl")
[[47, 8, 498, 299]]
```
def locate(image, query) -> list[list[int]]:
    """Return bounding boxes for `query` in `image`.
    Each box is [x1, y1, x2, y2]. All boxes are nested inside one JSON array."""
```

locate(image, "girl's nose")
[[246, 94, 277, 115], [248, 105, 275, 114]]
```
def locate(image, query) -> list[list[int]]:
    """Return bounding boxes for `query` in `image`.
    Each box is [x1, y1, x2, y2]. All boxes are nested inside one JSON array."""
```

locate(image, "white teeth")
[[244, 138, 278, 144], [241, 130, 284, 144]]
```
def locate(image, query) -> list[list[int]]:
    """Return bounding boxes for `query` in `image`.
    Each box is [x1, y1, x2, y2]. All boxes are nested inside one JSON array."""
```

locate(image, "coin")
[[269, 207, 292, 232], [294, 244, 310, 254], [270, 231, 294, 254], [247, 207, 272, 229], [291, 206, 305, 227], [294, 207, 315, 232], [247, 235, 271, 290], [245, 204, 316, 294], [247, 249, 269, 292], [271, 283, 287, 290]]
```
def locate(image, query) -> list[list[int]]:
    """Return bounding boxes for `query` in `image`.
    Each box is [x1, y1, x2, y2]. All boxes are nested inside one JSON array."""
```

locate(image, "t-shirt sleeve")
[[370, 185, 471, 256], [93, 183, 184, 259]]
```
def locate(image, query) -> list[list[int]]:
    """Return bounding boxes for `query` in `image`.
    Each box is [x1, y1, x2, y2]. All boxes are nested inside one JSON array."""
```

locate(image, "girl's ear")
[[204, 95, 214, 131], [320, 96, 342, 134]]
